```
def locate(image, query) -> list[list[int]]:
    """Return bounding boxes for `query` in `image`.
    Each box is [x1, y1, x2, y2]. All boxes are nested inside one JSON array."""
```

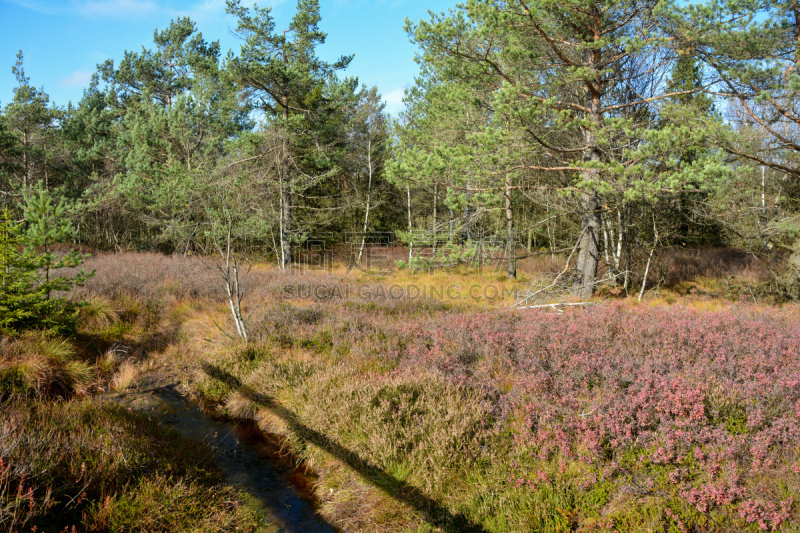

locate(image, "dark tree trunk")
[[572, 189, 601, 297], [572, 21, 603, 298]]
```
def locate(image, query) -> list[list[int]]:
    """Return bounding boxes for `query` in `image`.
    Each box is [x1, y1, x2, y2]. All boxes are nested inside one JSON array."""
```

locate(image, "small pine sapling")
[[0, 206, 91, 336]]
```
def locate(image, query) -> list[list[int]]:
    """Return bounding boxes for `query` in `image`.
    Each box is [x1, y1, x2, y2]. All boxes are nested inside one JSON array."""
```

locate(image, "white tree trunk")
[[358, 136, 373, 263]]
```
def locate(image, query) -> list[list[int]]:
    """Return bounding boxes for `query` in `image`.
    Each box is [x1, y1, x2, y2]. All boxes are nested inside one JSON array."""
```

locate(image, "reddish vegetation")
[[404, 305, 798, 526], [249, 298, 800, 530], [54, 252, 800, 530]]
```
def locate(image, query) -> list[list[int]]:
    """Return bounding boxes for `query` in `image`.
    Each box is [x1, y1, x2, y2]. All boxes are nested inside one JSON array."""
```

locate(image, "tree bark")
[[432, 182, 438, 254], [448, 208, 454, 243], [572, 190, 601, 297], [358, 136, 374, 263], [602, 213, 611, 270], [279, 83, 294, 269], [794, 0, 800, 68], [23, 131, 29, 188], [639, 215, 658, 302], [624, 205, 632, 290], [572, 24, 603, 298], [280, 178, 293, 269], [407, 185, 413, 262]]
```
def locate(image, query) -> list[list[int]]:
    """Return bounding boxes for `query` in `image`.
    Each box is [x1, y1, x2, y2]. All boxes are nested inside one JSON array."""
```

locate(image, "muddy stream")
[[107, 380, 337, 533]]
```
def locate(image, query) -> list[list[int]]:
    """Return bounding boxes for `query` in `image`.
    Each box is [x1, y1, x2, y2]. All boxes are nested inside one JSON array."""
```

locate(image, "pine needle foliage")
[[0, 208, 90, 337]]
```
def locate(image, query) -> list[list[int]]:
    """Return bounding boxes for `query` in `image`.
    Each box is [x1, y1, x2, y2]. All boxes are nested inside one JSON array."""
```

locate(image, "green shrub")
[[0, 208, 90, 337]]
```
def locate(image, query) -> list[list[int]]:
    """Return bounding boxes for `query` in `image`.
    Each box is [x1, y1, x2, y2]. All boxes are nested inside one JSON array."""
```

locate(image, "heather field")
[[3, 0, 799, 530], [3, 251, 800, 532]]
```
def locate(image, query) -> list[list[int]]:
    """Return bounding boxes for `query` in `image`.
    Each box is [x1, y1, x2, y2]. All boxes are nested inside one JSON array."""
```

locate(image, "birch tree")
[[350, 86, 388, 262]]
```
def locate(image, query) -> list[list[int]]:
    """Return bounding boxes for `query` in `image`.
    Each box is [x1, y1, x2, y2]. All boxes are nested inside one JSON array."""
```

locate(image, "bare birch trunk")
[[358, 136, 374, 264], [407, 185, 412, 262], [279, 86, 293, 270], [432, 182, 438, 255], [505, 174, 516, 278], [218, 221, 248, 340], [638, 216, 659, 302]]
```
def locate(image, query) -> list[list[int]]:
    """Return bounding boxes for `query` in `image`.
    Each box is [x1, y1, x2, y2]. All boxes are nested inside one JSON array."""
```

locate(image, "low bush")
[[196, 300, 800, 532]]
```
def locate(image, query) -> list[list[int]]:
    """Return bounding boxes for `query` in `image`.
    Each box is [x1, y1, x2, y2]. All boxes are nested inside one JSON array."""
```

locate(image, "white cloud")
[[3, 0, 60, 14], [5, 0, 160, 20], [383, 86, 406, 116], [76, 0, 159, 20], [58, 69, 93, 88], [88, 50, 110, 63], [165, 0, 286, 23], [165, 0, 226, 25], [6, 0, 285, 23]]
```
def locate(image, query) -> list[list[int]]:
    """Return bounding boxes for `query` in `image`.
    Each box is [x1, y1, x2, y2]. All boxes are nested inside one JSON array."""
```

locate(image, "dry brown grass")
[[651, 246, 772, 286], [110, 361, 138, 391], [0, 398, 258, 532], [0, 334, 95, 397], [63, 246, 774, 310], [78, 295, 120, 329]]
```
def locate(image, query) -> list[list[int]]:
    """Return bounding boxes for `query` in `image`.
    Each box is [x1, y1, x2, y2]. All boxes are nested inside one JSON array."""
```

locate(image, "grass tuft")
[[79, 295, 120, 329], [0, 398, 258, 532], [110, 362, 138, 392]]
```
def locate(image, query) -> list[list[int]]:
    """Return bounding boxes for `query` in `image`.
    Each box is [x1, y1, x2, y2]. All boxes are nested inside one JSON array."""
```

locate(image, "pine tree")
[[667, 53, 714, 111], [5, 51, 56, 190], [0, 209, 88, 336], [679, 0, 800, 291], [23, 183, 83, 296], [98, 17, 221, 109], [99, 18, 250, 250], [662, 52, 723, 245], [404, 0, 727, 295], [226, 0, 356, 267], [0, 112, 21, 193]]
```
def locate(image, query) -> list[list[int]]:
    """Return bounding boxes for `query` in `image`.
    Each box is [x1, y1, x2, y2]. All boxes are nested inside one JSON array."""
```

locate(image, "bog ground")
[[3, 251, 799, 532]]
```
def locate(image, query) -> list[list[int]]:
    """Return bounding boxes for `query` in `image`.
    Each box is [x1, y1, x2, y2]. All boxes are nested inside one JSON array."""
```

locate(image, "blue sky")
[[0, 0, 456, 115]]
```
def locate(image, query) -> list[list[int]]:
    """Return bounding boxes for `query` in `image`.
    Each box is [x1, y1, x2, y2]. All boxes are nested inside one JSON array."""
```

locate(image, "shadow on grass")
[[202, 363, 490, 533], [151, 384, 338, 533]]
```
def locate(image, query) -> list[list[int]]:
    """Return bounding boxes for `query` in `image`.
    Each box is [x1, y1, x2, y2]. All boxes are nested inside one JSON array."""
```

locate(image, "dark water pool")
[[141, 386, 337, 533]]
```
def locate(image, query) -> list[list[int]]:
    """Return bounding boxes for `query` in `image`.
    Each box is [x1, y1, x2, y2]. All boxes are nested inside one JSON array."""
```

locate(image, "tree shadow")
[[151, 383, 338, 533], [202, 363, 490, 533]]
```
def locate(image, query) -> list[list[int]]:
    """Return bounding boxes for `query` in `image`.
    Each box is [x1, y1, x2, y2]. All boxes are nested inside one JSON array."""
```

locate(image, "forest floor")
[[2, 249, 799, 532]]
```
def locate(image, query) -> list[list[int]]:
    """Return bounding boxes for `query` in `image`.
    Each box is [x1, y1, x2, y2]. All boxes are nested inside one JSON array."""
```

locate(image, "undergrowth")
[[0, 397, 257, 532], [33, 251, 800, 532], [191, 302, 800, 532]]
